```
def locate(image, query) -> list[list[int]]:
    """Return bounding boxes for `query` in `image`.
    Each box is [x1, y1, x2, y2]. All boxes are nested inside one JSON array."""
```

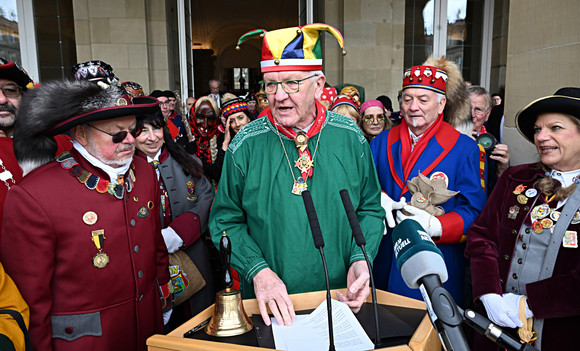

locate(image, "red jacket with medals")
[[0, 149, 170, 351]]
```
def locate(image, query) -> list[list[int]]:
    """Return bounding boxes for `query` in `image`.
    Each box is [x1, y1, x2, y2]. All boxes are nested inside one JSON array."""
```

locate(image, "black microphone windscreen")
[[302, 190, 325, 249], [339, 189, 366, 246], [392, 219, 448, 289]]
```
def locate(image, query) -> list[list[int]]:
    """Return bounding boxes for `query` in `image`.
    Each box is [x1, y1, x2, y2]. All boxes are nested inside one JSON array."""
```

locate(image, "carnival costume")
[[371, 62, 487, 307], [1, 81, 171, 351]]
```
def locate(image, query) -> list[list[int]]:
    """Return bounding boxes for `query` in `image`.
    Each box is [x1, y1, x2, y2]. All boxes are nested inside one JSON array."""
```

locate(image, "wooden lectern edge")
[[147, 289, 441, 351]]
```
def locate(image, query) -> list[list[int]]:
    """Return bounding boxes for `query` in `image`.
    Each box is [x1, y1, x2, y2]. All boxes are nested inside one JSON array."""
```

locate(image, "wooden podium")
[[147, 289, 441, 351]]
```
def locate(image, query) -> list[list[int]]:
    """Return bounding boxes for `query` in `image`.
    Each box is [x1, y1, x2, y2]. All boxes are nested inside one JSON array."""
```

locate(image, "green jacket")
[[209, 110, 385, 298]]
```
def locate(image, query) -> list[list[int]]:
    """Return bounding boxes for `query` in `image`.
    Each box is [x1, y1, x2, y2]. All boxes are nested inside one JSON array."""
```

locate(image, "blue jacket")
[[370, 122, 487, 306]]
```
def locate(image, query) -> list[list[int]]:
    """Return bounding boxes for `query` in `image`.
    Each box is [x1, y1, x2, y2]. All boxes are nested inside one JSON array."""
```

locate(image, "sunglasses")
[[363, 114, 386, 124], [87, 124, 143, 143]]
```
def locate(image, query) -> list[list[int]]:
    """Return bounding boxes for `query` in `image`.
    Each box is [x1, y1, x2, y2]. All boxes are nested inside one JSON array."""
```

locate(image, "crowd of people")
[[0, 22, 577, 351]]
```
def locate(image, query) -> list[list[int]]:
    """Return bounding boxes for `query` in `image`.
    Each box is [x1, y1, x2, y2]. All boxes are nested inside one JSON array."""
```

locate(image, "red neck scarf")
[[399, 112, 444, 181], [266, 100, 327, 139], [266, 101, 327, 180]]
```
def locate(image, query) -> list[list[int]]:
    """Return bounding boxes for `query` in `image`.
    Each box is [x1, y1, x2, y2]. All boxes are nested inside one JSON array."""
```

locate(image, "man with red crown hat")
[[371, 58, 487, 307], [209, 24, 385, 327]]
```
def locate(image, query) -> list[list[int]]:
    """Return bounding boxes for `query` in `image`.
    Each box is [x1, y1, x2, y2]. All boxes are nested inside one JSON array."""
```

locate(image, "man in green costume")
[[209, 24, 385, 327]]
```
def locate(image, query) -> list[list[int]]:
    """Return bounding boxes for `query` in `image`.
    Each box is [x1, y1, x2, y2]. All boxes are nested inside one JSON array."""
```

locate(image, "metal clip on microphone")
[[302, 190, 335, 351], [339, 189, 381, 348]]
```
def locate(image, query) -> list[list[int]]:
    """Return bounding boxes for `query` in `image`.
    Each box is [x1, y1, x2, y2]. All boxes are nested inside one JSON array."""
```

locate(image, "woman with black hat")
[[465, 87, 580, 350], [134, 111, 215, 326]]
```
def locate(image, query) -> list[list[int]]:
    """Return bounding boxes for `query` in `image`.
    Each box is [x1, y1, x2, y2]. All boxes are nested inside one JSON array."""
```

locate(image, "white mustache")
[[116, 144, 134, 153]]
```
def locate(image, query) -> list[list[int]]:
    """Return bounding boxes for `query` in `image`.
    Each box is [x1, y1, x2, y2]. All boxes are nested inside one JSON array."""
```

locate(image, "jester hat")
[[236, 23, 346, 73]]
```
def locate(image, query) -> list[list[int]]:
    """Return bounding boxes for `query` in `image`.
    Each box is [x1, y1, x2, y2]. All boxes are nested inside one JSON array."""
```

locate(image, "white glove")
[[381, 192, 407, 228], [163, 308, 173, 325], [480, 293, 525, 328], [161, 227, 184, 254], [396, 205, 442, 238]]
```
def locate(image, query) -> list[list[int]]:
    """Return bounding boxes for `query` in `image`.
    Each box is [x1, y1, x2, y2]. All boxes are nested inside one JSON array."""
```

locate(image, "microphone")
[[392, 219, 468, 350], [302, 190, 335, 351], [339, 189, 381, 348]]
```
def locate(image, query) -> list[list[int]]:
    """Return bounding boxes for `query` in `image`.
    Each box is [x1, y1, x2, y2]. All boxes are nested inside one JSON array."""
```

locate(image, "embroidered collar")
[[57, 151, 135, 200]]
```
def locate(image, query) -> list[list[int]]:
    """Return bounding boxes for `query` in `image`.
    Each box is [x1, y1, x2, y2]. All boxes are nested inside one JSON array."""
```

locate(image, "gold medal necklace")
[[276, 127, 322, 195]]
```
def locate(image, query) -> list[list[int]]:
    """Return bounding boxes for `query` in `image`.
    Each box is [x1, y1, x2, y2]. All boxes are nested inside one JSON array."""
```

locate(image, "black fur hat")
[[14, 79, 159, 175]]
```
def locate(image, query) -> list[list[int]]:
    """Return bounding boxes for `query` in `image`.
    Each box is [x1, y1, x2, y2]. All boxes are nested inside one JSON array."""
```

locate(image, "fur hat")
[[14, 79, 159, 175], [422, 56, 471, 128]]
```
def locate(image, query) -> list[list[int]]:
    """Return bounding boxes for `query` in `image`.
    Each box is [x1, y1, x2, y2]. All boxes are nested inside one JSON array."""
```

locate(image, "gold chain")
[[275, 124, 323, 185]]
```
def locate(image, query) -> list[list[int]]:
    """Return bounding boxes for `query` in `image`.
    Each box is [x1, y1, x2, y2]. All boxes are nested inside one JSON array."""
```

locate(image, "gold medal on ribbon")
[[93, 252, 110, 268], [91, 229, 109, 268], [531, 204, 550, 220]]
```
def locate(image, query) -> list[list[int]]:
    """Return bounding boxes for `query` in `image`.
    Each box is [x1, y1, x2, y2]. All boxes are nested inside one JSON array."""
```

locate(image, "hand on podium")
[[253, 268, 296, 327], [336, 260, 370, 313]]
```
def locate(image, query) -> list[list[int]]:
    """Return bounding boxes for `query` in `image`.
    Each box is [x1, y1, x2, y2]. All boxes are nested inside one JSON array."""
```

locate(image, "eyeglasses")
[[472, 107, 489, 116], [363, 114, 386, 124], [87, 124, 143, 143], [0, 84, 21, 98], [261, 74, 317, 95], [158, 101, 170, 106]]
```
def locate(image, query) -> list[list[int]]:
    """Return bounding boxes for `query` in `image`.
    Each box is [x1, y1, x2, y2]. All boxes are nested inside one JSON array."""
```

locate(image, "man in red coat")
[[0, 58, 33, 244], [0, 79, 171, 351]]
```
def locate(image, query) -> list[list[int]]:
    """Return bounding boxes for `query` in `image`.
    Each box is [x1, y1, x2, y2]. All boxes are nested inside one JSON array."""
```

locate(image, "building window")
[[34, 0, 76, 80], [0, 1, 21, 64], [233, 68, 249, 92], [404, 0, 488, 85]]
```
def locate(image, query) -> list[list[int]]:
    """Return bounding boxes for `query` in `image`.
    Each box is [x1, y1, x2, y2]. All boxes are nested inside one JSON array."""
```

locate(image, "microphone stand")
[[339, 189, 381, 348], [421, 275, 538, 351], [302, 190, 336, 351]]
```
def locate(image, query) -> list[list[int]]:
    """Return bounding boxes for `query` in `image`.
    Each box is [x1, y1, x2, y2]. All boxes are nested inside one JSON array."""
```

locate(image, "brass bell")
[[206, 231, 253, 336], [205, 288, 253, 337]]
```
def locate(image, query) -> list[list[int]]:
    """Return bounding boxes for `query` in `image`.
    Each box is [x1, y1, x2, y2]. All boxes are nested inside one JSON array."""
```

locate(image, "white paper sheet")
[[271, 298, 374, 351]]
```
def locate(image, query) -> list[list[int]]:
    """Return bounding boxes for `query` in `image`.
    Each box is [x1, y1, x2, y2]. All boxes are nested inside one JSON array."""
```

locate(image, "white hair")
[[309, 70, 324, 81]]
